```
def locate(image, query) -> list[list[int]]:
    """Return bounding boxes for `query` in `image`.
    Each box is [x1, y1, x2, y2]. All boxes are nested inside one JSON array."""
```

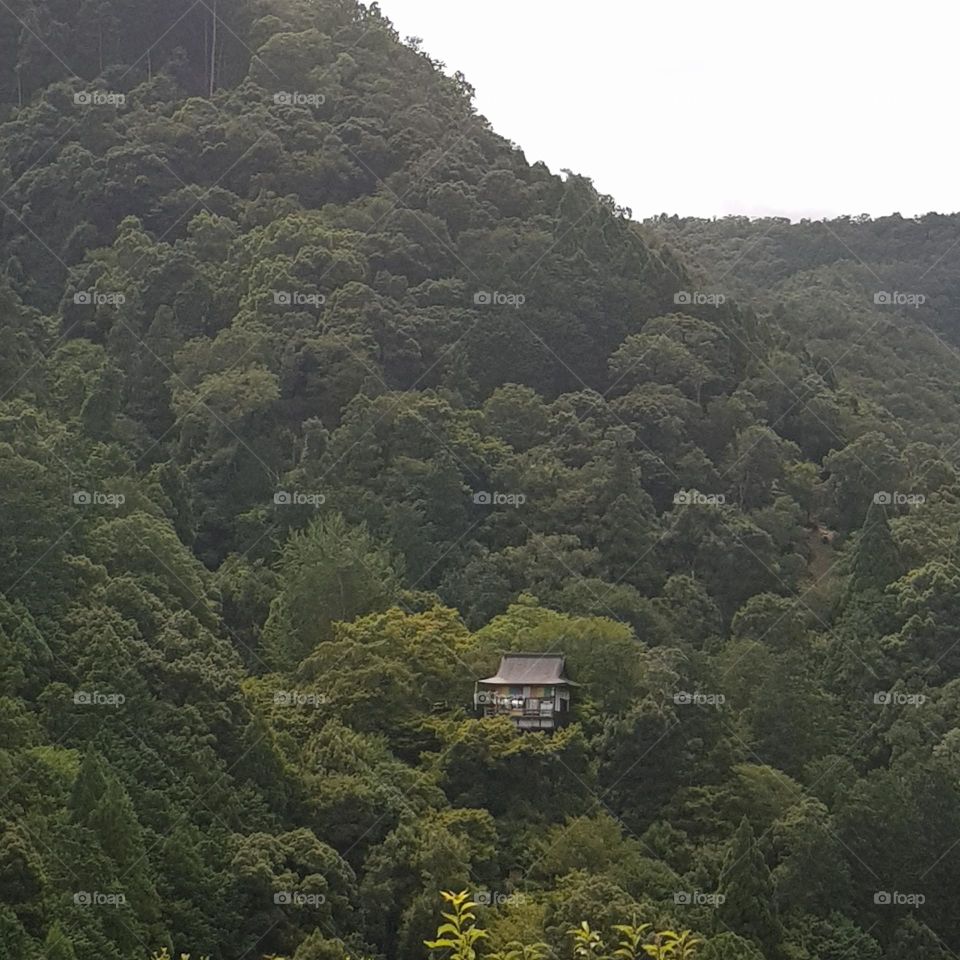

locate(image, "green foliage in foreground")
[[423, 892, 700, 960]]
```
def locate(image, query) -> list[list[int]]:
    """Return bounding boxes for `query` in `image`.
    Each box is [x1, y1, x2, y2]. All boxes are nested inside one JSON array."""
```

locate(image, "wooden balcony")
[[477, 696, 558, 724]]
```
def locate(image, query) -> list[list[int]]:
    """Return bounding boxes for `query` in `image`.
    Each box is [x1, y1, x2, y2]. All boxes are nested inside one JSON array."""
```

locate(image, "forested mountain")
[[647, 213, 960, 449], [1, 3, 959, 960]]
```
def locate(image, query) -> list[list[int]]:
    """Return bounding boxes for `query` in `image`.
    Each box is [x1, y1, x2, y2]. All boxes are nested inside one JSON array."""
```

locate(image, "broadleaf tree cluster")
[[2, 2, 960, 959]]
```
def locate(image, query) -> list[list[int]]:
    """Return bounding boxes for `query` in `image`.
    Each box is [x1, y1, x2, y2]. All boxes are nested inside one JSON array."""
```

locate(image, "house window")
[[543, 686, 555, 697]]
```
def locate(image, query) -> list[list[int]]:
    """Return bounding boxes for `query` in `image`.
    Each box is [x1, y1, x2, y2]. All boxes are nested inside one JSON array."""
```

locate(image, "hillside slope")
[[2, 4, 960, 960]]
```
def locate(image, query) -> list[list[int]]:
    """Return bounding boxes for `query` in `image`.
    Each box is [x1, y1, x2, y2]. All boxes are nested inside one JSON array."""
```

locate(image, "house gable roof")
[[478, 652, 574, 686]]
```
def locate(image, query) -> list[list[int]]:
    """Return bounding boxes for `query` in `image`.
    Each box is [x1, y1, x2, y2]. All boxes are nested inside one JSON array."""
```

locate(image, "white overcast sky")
[[379, 0, 957, 221]]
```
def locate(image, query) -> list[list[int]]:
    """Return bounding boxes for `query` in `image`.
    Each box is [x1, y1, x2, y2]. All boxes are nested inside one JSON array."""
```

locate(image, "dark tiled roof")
[[478, 652, 572, 685]]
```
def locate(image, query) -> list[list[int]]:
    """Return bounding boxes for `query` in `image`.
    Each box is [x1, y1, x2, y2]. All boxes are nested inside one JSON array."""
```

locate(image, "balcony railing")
[[478, 696, 555, 717]]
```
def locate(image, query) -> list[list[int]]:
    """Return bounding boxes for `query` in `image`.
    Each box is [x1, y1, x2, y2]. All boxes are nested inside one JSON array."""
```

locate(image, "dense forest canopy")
[[2, 2, 960, 959]]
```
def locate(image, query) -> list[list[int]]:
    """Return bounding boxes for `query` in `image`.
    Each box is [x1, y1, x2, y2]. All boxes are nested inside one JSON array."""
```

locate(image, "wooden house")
[[474, 653, 575, 731]]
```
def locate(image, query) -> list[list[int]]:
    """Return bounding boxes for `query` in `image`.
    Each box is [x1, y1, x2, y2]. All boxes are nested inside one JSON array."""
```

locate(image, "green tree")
[[717, 818, 783, 956], [846, 500, 902, 595], [42, 923, 77, 960], [261, 514, 402, 669]]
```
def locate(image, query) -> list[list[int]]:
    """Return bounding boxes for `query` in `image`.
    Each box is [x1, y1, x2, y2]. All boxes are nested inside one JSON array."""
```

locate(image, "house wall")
[[476, 683, 567, 710]]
